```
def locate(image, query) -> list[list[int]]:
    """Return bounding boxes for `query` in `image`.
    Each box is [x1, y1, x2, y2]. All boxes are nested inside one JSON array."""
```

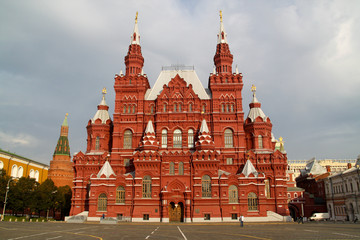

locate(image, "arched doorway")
[[168, 202, 184, 222]]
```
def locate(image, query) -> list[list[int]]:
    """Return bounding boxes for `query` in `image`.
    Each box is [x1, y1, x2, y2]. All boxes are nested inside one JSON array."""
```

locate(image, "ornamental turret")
[[86, 88, 112, 153], [244, 85, 273, 151], [213, 10, 233, 74], [125, 12, 144, 76], [139, 120, 159, 150], [195, 119, 215, 150]]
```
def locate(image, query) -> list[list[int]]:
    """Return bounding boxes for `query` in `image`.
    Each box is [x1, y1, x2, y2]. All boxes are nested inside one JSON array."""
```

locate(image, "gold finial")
[[65, 113, 68, 117], [279, 136, 284, 144], [102, 87, 107, 94], [135, 12, 138, 24], [251, 84, 256, 93], [220, 10, 223, 22]]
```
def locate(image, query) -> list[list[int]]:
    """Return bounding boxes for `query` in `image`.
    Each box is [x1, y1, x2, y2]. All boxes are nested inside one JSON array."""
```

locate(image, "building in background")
[[295, 158, 329, 218], [69, 12, 289, 222], [0, 148, 48, 183], [286, 168, 305, 221], [323, 155, 360, 221], [48, 114, 74, 187], [289, 158, 356, 179]]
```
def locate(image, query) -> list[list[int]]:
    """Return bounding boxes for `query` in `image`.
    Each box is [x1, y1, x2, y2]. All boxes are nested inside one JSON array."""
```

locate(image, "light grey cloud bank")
[[0, 0, 359, 164]]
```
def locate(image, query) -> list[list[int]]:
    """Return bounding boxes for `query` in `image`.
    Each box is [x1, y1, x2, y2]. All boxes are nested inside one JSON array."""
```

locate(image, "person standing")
[[239, 215, 244, 227]]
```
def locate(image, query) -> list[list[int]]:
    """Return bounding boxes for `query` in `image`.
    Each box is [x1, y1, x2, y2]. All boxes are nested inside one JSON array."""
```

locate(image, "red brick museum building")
[[70, 13, 289, 222]]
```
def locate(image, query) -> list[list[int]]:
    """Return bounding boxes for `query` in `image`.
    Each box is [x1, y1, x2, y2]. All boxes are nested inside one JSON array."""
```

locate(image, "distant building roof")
[[0, 148, 49, 168]]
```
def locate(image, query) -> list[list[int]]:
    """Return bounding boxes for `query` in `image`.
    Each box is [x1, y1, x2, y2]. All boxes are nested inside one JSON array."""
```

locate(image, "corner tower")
[[48, 114, 74, 187], [209, 11, 246, 164]]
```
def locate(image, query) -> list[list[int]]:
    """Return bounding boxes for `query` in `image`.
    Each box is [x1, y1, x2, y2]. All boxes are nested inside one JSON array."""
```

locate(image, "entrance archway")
[[168, 202, 184, 222]]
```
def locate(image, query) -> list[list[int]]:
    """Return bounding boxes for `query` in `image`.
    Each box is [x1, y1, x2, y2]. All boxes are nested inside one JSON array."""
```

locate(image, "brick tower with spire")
[[48, 114, 74, 187], [70, 12, 288, 222]]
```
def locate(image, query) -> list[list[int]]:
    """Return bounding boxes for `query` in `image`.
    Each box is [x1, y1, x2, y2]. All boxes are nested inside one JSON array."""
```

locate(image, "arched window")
[[202, 104, 206, 113], [132, 105, 136, 113], [179, 162, 184, 175], [128, 106, 131, 114], [188, 129, 194, 148], [116, 186, 125, 203], [226, 104, 229, 112], [95, 136, 100, 150], [17, 166, 23, 178], [163, 103, 167, 112], [29, 169, 34, 178], [123, 105, 126, 114], [142, 176, 152, 198], [150, 105, 154, 114], [98, 193, 107, 211], [229, 185, 238, 203], [231, 104, 234, 112], [161, 129, 168, 148], [294, 193, 298, 198], [221, 104, 225, 112], [169, 162, 175, 175], [224, 129, 233, 148], [258, 135, 263, 149], [202, 175, 211, 198], [124, 130, 133, 149], [173, 129, 182, 148], [248, 192, 258, 210], [179, 103, 182, 112], [189, 103, 193, 112], [174, 104, 177, 112], [265, 179, 271, 198], [35, 170, 39, 182], [11, 165, 18, 178]]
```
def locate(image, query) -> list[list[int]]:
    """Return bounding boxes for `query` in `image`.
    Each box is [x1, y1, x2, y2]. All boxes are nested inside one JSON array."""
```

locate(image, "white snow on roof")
[[241, 159, 258, 177], [145, 69, 211, 100], [97, 161, 116, 178]]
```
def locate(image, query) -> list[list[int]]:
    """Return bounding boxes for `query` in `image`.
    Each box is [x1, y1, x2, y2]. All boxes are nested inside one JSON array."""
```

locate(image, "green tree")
[[0, 169, 11, 208], [7, 177, 38, 215], [31, 179, 57, 217], [54, 185, 72, 219]]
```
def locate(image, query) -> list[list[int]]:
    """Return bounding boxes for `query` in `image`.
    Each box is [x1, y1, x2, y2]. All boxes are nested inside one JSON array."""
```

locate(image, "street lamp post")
[[2, 178, 14, 221]]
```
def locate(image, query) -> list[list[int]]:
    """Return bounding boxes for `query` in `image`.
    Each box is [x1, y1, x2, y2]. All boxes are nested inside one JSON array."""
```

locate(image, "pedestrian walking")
[[239, 214, 244, 227]]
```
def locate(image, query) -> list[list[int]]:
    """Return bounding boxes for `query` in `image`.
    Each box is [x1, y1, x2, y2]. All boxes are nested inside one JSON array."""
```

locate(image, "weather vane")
[[220, 10, 223, 22], [135, 12, 138, 23], [102, 87, 107, 95]]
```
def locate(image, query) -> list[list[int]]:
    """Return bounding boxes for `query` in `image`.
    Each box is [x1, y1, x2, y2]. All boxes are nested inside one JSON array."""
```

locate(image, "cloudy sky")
[[1, 0, 359, 165]]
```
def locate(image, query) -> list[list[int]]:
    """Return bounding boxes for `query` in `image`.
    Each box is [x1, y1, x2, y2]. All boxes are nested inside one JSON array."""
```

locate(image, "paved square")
[[0, 222, 359, 240]]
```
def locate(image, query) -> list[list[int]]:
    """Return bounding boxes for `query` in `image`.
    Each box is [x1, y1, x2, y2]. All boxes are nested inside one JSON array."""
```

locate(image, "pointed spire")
[[131, 12, 140, 45], [213, 66, 216, 74], [217, 10, 228, 44], [54, 114, 70, 156], [125, 12, 144, 76], [235, 65, 239, 74], [213, 10, 233, 74], [62, 113, 68, 127], [120, 70, 123, 75], [241, 159, 258, 177], [92, 88, 111, 124], [195, 119, 215, 150], [97, 160, 116, 178], [145, 120, 155, 134], [199, 119, 210, 133], [139, 120, 159, 150]]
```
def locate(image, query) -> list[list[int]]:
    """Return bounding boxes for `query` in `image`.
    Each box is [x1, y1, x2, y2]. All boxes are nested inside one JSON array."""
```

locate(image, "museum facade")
[[70, 13, 289, 222]]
